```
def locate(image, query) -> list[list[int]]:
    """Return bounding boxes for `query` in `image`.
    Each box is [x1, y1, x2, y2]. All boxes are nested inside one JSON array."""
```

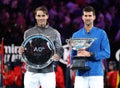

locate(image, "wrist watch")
[[90, 52, 95, 57]]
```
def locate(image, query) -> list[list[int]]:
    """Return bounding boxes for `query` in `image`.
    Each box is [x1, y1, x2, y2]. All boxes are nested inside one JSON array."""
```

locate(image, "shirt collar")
[[35, 23, 49, 29], [83, 26, 95, 34]]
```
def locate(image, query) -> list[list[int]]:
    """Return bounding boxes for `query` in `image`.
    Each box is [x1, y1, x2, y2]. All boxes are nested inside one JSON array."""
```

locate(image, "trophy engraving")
[[66, 38, 96, 70]]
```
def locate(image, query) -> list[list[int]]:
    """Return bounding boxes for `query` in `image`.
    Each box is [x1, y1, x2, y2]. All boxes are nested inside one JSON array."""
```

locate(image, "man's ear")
[[93, 15, 96, 20], [46, 15, 49, 19], [35, 15, 37, 19], [82, 15, 84, 20]]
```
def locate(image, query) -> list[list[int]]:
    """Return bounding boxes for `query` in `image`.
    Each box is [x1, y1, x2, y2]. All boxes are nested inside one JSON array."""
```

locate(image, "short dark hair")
[[34, 6, 48, 15], [109, 61, 117, 70], [82, 6, 95, 15]]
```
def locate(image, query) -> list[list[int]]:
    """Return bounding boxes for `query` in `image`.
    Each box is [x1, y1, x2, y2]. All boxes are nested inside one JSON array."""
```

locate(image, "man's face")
[[82, 11, 95, 26], [35, 10, 48, 27], [109, 64, 114, 71]]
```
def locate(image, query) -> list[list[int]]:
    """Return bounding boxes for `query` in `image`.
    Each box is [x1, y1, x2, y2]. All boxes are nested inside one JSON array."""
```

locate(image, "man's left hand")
[[52, 54, 59, 61]]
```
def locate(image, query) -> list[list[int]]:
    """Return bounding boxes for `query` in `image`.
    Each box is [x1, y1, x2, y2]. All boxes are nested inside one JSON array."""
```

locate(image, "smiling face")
[[82, 11, 95, 27], [35, 10, 49, 27], [82, 6, 96, 31]]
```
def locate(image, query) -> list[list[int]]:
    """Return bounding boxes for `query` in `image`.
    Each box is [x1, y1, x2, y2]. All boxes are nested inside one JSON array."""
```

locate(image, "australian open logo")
[[33, 47, 45, 52], [33, 46, 45, 56]]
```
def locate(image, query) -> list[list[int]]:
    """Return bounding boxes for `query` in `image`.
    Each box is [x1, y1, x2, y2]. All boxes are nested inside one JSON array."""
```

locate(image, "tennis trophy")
[[66, 38, 96, 70], [21, 34, 55, 69]]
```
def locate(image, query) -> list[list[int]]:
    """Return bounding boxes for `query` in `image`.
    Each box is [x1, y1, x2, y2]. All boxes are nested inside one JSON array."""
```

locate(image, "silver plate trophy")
[[22, 34, 55, 69], [66, 38, 96, 70]]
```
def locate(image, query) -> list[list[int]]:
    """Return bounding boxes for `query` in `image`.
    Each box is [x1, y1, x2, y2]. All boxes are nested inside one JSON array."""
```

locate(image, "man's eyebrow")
[[36, 14, 46, 16]]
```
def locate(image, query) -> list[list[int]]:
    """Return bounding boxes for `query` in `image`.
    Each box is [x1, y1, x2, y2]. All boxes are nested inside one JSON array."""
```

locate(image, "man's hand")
[[52, 54, 59, 61], [77, 49, 91, 57], [3, 75, 7, 79], [18, 46, 24, 54]]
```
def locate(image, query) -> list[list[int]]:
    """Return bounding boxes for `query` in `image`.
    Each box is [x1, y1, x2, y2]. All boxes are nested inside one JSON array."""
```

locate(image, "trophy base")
[[71, 66, 90, 71], [71, 56, 90, 71]]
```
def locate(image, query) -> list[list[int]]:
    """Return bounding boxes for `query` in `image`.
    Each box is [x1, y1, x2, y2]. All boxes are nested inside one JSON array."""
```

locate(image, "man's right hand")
[[77, 49, 91, 57], [18, 46, 24, 54]]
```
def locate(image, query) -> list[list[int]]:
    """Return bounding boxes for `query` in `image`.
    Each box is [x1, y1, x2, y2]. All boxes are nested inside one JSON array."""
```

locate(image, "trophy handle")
[[66, 38, 71, 44]]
